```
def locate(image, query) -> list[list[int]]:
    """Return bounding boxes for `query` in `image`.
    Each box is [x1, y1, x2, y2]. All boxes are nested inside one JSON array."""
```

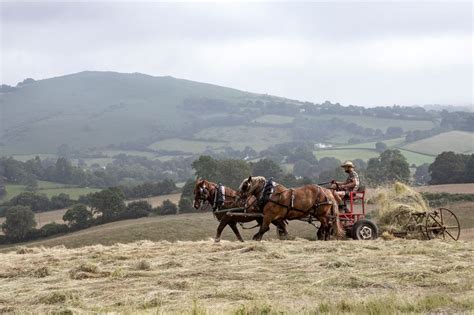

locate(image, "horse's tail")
[[330, 194, 344, 239]]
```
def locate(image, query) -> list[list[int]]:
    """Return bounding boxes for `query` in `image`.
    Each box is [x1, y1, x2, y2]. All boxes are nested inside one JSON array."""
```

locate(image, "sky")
[[1, 0, 472, 107]]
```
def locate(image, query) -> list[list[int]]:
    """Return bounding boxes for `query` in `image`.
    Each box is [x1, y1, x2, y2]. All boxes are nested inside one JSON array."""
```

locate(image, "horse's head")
[[239, 176, 266, 198], [193, 179, 213, 209]]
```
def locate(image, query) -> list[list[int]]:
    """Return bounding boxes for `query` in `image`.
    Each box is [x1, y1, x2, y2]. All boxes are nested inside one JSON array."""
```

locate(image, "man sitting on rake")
[[330, 161, 360, 211]]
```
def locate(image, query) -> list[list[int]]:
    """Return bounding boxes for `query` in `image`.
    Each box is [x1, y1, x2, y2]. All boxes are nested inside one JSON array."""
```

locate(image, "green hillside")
[[402, 131, 474, 156], [0, 71, 257, 154], [2, 181, 100, 201]]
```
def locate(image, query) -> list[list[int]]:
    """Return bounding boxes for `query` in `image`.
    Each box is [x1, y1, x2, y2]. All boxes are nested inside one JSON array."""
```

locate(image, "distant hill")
[[0, 71, 267, 154], [1, 71, 470, 162]]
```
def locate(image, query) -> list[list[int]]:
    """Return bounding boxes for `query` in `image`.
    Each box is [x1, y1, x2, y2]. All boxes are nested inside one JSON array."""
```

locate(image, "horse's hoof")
[[214, 238, 220, 243]]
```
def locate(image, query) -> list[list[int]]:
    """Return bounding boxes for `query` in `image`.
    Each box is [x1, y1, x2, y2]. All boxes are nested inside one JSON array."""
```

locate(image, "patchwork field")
[[0, 239, 472, 314], [309, 114, 435, 132], [2, 181, 101, 201], [402, 131, 474, 156]]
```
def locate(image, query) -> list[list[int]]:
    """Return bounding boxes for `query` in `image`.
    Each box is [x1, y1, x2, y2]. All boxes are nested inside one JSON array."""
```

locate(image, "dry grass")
[[0, 239, 472, 314], [415, 183, 474, 195]]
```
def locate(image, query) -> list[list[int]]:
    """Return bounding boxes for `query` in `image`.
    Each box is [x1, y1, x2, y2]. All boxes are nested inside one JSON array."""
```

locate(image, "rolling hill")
[[0, 71, 261, 154], [402, 131, 474, 156]]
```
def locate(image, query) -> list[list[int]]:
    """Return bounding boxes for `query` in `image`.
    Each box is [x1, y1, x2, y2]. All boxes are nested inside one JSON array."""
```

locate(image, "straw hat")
[[341, 160, 354, 168]]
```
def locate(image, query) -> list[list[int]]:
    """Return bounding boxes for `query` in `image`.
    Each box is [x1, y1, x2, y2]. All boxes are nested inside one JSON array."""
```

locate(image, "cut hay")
[[371, 182, 430, 238]]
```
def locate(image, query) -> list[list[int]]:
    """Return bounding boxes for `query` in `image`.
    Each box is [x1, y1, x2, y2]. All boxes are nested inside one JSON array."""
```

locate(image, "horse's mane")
[[239, 176, 268, 195]]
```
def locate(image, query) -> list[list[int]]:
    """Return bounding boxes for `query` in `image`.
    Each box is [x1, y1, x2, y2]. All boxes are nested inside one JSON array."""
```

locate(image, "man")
[[330, 160, 360, 198]]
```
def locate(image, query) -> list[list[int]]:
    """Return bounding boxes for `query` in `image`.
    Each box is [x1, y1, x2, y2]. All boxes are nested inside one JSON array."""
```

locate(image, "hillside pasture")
[[148, 138, 226, 153], [308, 114, 435, 132], [193, 126, 292, 151], [314, 147, 434, 165], [0, 239, 472, 314], [254, 114, 294, 124], [402, 131, 474, 156], [2, 181, 101, 201]]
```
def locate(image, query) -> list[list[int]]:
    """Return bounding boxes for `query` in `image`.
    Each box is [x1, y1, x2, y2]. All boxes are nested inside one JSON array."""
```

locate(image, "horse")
[[239, 176, 343, 241], [193, 179, 288, 242]]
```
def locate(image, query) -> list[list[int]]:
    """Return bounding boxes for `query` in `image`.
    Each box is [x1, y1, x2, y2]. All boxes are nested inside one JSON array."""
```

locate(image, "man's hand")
[[331, 180, 336, 184]]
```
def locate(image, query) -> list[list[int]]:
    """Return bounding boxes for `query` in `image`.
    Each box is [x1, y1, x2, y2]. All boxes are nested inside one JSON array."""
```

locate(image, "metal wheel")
[[425, 208, 460, 241]]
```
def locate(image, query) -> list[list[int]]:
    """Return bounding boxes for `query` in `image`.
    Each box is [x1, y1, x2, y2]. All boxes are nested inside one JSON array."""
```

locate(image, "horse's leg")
[[320, 217, 331, 241], [316, 216, 325, 240], [229, 221, 244, 242], [253, 214, 272, 241], [273, 220, 288, 240], [215, 217, 230, 243]]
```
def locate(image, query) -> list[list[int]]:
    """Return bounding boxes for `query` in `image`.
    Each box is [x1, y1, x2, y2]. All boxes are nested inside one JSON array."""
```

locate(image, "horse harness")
[[262, 184, 333, 219]]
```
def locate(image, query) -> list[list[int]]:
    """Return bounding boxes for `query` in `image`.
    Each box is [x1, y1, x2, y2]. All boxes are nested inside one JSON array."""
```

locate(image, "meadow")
[[0, 239, 472, 314], [402, 131, 474, 156], [2, 181, 101, 201]]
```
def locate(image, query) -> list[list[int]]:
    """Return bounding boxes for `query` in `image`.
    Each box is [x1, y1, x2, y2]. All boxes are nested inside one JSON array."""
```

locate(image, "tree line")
[[0, 155, 192, 194]]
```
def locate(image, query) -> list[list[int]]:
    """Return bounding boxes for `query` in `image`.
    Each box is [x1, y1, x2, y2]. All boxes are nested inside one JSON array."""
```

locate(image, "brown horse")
[[239, 176, 343, 241], [193, 179, 288, 242]]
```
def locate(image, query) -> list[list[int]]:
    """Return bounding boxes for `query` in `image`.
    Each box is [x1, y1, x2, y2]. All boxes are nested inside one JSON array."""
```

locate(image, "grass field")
[[402, 131, 474, 156], [314, 147, 434, 166], [309, 114, 435, 132], [148, 138, 226, 153], [2, 181, 101, 201], [254, 114, 294, 124], [0, 239, 472, 314], [195, 126, 292, 151], [336, 137, 406, 150]]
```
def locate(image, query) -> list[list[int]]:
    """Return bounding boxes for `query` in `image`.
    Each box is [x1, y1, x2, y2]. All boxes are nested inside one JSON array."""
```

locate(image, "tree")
[[9, 192, 51, 212], [63, 204, 93, 229], [121, 201, 152, 219], [0, 176, 6, 199], [2, 206, 36, 241], [293, 159, 312, 178], [192, 156, 219, 181], [375, 142, 387, 153], [156, 199, 177, 215], [366, 150, 410, 185], [429, 151, 466, 184], [251, 158, 283, 180], [90, 188, 126, 222], [414, 163, 431, 185], [178, 197, 195, 213], [25, 176, 38, 192], [385, 127, 404, 139], [50, 193, 74, 209]]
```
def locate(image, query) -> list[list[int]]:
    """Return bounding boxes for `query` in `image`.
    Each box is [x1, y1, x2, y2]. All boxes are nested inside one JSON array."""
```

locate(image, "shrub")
[[40, 222, 69, 237]]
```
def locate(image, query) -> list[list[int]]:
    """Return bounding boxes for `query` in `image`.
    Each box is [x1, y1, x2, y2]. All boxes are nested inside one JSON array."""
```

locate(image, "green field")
[[314, 147, 434, 166], [194, 126, 292, 151], [402, 131, 474, 156], [254, 114, 294, 124], [2, 181, 101, 201], [148, 138, 227, 153], [310, 114, 435, 132], [315, 148, 380, 161], [337, 137, 406, 149]]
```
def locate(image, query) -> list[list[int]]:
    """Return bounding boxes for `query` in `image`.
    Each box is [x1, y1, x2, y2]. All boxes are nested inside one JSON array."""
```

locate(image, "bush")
[[40, 222, 69, 237], [119, 201, 151, 219], [155, 199, 177, 215]]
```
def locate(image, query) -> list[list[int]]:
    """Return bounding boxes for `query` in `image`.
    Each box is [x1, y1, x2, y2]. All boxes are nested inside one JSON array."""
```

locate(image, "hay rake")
[[392, 207, 460, 240]]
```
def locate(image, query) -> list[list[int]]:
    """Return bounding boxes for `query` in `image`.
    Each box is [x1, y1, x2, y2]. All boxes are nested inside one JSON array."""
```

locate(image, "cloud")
[[0, 1, 472, 106]]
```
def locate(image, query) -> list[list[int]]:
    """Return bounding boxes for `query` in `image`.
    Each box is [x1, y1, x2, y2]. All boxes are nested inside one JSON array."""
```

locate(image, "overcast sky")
[[1, 1, 472, 107]]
